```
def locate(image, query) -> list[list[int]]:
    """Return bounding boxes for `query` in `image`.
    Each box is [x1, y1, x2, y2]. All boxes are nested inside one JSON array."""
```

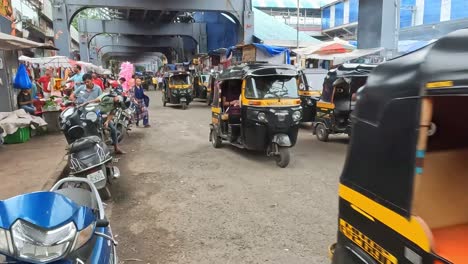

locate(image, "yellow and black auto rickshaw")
[[331, 28, 468, 264], [209, 63, 302, 168], [193, 73, 210, 101], [313, 64, 376, 141], [298, 68, 326, 122], [162, 71, 193, 110]]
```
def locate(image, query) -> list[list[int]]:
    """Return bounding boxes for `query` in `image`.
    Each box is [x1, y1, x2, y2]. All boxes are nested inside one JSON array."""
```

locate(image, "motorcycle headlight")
[[292, 111, 302, 122], [257, 112, 267, 123], [307, 98, 313, 105], [85, 112, 98, 122], [12, 220, 76, 262], [61, 107, 74, 119], [72, 223, 94, 251]]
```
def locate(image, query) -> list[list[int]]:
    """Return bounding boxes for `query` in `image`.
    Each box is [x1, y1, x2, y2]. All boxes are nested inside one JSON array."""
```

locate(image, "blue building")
[[321, 0, 468, 43]]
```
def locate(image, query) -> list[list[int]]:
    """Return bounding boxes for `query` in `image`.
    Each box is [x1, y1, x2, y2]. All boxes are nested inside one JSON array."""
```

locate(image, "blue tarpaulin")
[[253, 43, 290, 64], [225, 44, 291, 64]]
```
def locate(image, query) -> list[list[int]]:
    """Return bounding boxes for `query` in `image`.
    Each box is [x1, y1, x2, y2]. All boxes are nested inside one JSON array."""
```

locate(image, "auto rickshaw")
[[313, 64, 376, 141], [162, 71, 193, 110], [331, 28, 468, 264], [298, 68, 326, 122], [193, 73, 210, 100], [206, 71, 220, 106], [209, 63, 302, 168]]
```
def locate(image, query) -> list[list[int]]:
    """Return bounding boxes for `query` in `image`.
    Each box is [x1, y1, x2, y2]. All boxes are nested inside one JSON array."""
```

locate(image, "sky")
[[252, 0, 336, 8]]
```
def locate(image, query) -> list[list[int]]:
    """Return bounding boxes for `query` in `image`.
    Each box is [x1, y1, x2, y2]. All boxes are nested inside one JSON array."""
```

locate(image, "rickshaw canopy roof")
[[218, 63, 299, 81], [360, 28, 468, 125], [164, 71, 191, 78]]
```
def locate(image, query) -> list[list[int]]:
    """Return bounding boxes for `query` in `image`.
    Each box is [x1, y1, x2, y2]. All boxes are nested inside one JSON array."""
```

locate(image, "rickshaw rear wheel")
[[316, 123, 329, 142], [275, 147, 290, 168], [211, 129, 222, 148]]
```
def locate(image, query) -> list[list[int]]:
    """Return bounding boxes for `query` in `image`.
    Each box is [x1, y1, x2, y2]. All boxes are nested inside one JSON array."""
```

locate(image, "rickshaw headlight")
[[257, 112, 267, 123], [292, 111, 302, 122]]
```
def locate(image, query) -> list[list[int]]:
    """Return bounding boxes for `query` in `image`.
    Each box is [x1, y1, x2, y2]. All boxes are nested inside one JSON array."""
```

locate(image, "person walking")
[[37, 69, 52, 99], [130, 77, 150, 127], [92, 73, 105, 91]]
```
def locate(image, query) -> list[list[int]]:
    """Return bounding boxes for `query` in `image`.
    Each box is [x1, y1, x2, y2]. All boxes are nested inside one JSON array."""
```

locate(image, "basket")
[[4, 127, 30, 144]]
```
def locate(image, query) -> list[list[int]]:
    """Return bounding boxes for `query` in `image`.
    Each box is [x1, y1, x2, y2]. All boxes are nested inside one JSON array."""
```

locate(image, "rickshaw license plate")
[[87, 170, 106, 183]]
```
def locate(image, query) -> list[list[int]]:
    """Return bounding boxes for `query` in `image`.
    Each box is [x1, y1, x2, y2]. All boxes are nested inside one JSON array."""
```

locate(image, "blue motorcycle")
[[0, 177, 118, 263]]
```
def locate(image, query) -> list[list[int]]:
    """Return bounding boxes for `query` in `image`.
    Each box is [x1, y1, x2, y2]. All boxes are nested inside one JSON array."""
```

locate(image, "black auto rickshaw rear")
[[314, 64, 376, 141], [298, 68, 326, 122], [331, 28, 468, 264]]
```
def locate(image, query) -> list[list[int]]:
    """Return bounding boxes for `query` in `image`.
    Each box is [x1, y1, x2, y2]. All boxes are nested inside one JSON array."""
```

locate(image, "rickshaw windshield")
[[170, 75, 191, 85], [246, 75, 299, 99]]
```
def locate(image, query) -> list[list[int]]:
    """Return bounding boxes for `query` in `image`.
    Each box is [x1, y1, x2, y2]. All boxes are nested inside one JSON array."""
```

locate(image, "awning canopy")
[[0, 32, 57, 51], [293, 38, 355, 56], [304, 48, 384, 65], [19, 55, 75, 68]]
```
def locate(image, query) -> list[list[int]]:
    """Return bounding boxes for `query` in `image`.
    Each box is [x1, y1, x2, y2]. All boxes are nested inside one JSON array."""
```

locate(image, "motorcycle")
[[59, 103, 120, 200], [113, 101, 136, 143], [0, 177, 118, 263]]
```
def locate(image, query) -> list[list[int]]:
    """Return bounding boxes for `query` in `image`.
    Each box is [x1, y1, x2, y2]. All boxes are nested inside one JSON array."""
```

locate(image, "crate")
[[4, 127, 30, 144]]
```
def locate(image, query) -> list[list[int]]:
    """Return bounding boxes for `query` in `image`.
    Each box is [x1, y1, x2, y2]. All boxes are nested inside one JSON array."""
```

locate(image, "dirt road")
[[110, 91, 347, 264]]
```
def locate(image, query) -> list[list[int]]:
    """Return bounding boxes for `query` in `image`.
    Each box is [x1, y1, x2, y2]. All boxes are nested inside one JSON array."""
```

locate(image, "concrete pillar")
[[357, 0, 398, 56], [52, 0, 73, 57], [79, 33, 89, 62]]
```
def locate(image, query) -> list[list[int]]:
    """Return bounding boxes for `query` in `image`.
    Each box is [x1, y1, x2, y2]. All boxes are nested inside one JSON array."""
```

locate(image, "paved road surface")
[[109, 91, 348, 264]]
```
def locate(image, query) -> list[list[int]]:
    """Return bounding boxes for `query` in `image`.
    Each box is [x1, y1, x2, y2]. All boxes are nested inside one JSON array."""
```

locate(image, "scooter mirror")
[[96, 219, 110, 227]]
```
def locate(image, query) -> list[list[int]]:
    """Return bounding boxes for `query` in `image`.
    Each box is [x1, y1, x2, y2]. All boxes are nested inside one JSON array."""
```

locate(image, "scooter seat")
[[55, 188, 98, 209], [69, 136, 102, 153]]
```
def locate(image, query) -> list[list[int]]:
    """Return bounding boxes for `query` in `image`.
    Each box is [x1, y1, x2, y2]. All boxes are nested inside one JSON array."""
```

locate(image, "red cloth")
[[38, 75, 51, 93], [93, 78, 104, 91]]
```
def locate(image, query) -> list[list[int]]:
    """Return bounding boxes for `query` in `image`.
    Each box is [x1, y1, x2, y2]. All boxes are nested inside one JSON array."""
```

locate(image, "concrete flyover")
[[86, 35, 184, 65], [78, 19, 207, 52], [52, 0, 254, 57]]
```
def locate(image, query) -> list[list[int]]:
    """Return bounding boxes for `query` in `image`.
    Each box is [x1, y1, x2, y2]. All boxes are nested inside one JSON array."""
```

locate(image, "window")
[[334, 2, 344, 26], [322, 7, 331, 29], [245, 76, 298, 99]]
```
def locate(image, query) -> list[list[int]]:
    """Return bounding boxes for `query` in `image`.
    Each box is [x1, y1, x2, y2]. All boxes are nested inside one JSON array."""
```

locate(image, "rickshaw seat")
[[432, 223, 468, 264]]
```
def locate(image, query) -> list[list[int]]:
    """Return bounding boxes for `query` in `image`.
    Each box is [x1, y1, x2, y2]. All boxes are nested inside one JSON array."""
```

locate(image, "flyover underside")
[[52, 0, 254, 58]]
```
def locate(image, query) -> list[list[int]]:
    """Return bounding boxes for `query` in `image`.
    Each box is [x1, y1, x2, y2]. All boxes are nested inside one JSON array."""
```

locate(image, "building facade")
[[321, 0, 468, 42]]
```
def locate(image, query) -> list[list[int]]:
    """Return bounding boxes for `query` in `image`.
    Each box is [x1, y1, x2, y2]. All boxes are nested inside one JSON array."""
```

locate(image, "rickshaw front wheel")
[[316, 123, 329, 142], [210, 129, 222, 148], [181, 101, 188, 110], [275, 147, 290, 168]]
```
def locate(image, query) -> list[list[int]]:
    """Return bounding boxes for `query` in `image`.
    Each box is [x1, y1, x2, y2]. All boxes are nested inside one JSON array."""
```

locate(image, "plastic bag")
[[14, 64, 32, 89]]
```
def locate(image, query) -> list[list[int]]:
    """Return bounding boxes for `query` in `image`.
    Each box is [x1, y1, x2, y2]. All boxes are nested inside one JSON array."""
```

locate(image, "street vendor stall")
[[225, 43, 290, 65]]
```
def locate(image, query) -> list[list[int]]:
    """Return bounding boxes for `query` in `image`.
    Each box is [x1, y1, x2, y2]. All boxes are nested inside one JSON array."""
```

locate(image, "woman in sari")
[[130, 77, 150, 127]]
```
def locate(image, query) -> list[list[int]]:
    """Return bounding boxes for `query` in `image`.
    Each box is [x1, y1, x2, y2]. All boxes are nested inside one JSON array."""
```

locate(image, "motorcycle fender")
[[272, 134, 291, 147]]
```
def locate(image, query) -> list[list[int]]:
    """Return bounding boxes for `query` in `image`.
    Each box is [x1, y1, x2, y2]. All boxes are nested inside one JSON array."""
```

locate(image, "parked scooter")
[[0, 177, 118, 263], [59, 103, 120, 200]]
